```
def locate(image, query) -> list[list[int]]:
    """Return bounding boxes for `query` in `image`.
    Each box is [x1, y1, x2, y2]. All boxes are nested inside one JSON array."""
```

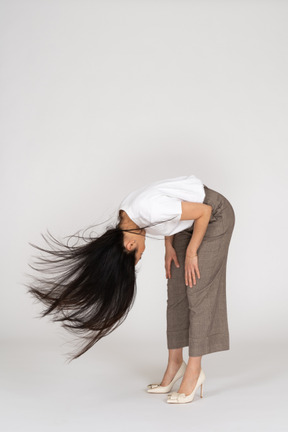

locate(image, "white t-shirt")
[[118, 175, 205, 236]]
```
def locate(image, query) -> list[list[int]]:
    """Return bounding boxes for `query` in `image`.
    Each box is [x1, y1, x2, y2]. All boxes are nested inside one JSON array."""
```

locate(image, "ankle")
[[186, 365, 201, 374], [168, 358, 183, 367]]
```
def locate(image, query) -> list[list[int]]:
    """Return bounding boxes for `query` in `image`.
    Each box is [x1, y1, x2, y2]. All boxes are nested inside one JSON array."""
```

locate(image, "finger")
[[192, 269, 196, 285], [174, 256, 180, 268], [188, 270, 193, 288], [165, 262, 169, 279], [168, 260, 171, 279], [196, 266, 201, 279]]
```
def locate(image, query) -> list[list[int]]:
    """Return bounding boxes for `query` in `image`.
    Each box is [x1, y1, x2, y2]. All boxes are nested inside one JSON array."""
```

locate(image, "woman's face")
[[122, 224, 146, 265]]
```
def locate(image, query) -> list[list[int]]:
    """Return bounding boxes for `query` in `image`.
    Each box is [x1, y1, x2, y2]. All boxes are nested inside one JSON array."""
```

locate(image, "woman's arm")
[[165, 201, 212, 255], [164, 235, 180, 279], [180, 201, 212, 223], [186, 210, 211, 256], [165, 235, 174, 248], [180, 202, 212, 255], [180, 201, 212, 287]]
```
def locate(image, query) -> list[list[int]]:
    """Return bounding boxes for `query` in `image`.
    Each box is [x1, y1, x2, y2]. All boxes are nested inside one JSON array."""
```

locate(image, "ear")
[[124, 239, 136, 252]]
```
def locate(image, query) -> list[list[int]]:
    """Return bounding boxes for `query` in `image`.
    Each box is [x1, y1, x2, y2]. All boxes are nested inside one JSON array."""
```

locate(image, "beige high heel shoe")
[[166, 368, 206, 403], [147, 361, 187, 394]]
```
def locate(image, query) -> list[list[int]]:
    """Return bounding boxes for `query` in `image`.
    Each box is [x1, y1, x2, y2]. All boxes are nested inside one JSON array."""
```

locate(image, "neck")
[[119, 210, 140, 230]]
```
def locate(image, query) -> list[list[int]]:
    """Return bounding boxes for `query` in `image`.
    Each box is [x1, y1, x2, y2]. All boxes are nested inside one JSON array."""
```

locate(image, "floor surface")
[[1, 337, 287, 432]]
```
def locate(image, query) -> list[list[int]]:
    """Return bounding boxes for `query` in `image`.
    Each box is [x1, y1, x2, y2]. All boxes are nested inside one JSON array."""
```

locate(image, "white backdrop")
[[1, 1, 287, 431]]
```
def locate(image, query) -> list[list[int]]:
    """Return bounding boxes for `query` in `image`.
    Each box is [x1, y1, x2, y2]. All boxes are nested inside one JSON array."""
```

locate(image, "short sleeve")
[[148, 195, 182, 225], [119, 174, 204, 236]]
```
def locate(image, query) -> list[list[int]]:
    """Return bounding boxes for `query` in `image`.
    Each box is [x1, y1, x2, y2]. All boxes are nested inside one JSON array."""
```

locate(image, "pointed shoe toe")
[[146, 360, 187, 394], [166, 368, 206, 404]]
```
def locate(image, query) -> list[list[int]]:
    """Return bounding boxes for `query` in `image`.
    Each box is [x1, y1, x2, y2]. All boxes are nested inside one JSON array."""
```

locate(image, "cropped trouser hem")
[[166, 328, 189, 349], [167, 331, 230, 357]]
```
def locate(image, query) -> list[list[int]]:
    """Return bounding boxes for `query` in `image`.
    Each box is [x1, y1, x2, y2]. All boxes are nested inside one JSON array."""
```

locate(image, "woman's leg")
[[161, 228, 193, 386], [159, 348, 184, 386], [184, 188, 235, 357], [177, 355, 202, 395], [164, 187, 235, 391], [176, 187, 235, 395], [166, 228, 192, 350]]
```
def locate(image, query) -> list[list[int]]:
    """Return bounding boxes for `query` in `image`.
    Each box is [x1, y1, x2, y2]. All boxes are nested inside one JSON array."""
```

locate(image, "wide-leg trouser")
[[166, 185, 235, 357]]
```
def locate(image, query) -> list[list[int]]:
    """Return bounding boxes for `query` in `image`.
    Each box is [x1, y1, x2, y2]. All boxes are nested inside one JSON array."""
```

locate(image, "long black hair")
[[25, 210, 178, 362]]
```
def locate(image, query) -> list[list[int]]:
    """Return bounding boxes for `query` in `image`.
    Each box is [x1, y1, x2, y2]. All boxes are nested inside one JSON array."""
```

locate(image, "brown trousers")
[[166, 185, 235, 357]]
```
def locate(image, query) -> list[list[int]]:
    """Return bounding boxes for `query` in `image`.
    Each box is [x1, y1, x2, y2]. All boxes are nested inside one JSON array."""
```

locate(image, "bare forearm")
[[165, 235, 174, 248], [187, 208, 212, 255]]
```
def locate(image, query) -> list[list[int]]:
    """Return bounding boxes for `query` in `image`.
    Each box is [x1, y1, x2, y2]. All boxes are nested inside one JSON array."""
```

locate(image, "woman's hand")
[[185, 252, 200, 288], [165, 245, 180, 279]]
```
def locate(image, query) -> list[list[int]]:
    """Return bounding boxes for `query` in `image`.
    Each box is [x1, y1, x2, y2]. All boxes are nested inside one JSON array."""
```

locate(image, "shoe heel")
[[200, 383, 204, 398]]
